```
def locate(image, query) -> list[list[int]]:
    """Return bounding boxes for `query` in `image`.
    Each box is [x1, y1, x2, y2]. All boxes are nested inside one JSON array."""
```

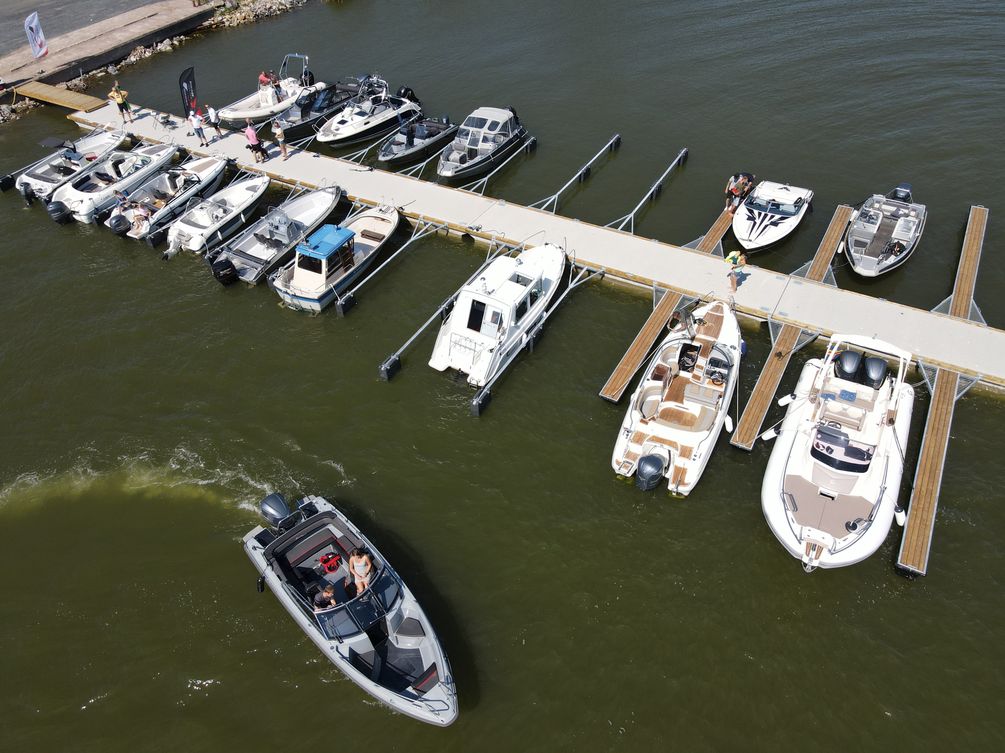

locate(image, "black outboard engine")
[[635, 454, 668, 491], [0, 173, 15, 192], [890, 182, 913, 203], [507, 106, 519, 124], [19, 182, 36, 206], [47, 200, 73, 224], [210, 255, 239, 285], [107, 213, 131, 237], [860, 357, 889, 389], [834, 350, 863, 382], [396, 86, 418, 104], [260, 493, 292, 528], [301, 69, 315, 87]]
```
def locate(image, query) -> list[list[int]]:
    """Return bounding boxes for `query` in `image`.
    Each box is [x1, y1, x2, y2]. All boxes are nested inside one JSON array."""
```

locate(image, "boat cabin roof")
[[463, 107, 514, 129], [296, 225, 355, 260], [465, 256, 539, 306]]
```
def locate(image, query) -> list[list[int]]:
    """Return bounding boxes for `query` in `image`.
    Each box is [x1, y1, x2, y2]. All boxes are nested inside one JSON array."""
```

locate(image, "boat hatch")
[[465, 299, 504, 336]]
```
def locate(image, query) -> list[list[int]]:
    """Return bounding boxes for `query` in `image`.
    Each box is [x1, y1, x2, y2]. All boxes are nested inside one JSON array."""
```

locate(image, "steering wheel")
[[826, 420, 841, 429], [710, 372, 725, 386]]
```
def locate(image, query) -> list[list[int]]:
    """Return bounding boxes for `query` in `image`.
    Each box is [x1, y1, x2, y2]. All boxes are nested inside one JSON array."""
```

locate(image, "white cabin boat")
[[436, 106, 527, 181], [732, 180, 813, 251]]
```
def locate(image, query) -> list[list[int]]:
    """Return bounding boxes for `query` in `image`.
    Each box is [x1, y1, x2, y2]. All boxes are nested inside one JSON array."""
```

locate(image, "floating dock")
[[897, 206, 989, 576], [13, 81, 105, 112]]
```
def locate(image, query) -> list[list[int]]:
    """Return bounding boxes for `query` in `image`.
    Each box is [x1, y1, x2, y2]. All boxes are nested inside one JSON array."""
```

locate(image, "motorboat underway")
[[611, 300, 741, 495], [315, 84, 422, 147], [429, 244, 565, 387], [732, 180, 813, 251], [377, 117, 458, 168], [274, 75, 384, 143], [243, 493, 458, 726], [164, 174, 270, 257], [4, 129, 127, 204], [218, 53, 317, 126], [761, 335, 915, 572], [47, 143, 178, 224], [436, 106, 527, 181], [207, 185, 341, 285], [842, 184, 927, 277], [270, 205, 400, 313], [104, 155, 228, 241]]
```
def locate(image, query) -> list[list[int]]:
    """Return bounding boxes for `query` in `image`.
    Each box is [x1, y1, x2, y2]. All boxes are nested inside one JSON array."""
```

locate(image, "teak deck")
[[15, 82, 106, 112], [729, 205, 852, 451]]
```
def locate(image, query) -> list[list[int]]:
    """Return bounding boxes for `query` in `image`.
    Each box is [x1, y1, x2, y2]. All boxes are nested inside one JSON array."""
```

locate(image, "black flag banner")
[[179, 67, 198, 115]]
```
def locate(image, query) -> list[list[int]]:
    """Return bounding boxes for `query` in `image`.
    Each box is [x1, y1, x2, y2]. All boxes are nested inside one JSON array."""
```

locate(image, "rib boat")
[[436, 107, 527, 181], [218, 53, 317, 126], [163, 174, 270, 257], [841, 184, 927, 277], [3, 129, 127, 204], [731, 180, 813, 251]]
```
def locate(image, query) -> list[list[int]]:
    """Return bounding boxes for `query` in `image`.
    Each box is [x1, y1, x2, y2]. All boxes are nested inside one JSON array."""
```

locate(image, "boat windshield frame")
[[809, 423, 875, 473], [744, 194, 800, 216], [314, 567, 402, 641]]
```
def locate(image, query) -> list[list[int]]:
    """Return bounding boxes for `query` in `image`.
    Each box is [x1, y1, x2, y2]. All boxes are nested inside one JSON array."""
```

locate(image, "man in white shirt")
[[205, 105, 223, 141], [188, 110, 208, 147]]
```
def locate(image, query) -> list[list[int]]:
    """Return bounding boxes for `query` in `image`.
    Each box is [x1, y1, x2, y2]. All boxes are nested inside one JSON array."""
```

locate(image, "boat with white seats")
[[611, 299, 741, 495], [841, 184, 927, 277], [243, 493, 458, 726], [436, 106, 528, 181], [761, 335, 915, 572], [270, 205, 400, 313], [163, 174, 270, 257], [378, 117, 458, 168], [4, 129, 127, 204], [731, 180, 813, 251], [273, 75, 382, 142], [429, 244, 565, 387], [315, 83, 421, 147], [218, 53, 317, 126]]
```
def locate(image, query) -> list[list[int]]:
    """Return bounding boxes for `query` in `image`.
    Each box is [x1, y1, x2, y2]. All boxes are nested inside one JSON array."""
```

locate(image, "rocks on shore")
[[209, 1, 309, 29]]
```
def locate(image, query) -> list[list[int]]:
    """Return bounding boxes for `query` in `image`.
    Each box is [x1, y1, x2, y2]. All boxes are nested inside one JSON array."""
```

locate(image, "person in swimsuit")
[[348, 548, 374, 594]]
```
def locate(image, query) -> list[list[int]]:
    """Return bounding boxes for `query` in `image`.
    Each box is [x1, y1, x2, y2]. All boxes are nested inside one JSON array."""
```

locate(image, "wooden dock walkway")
[[14, 81, 106, 112], [730, 205, 852, 450], [695, 209, 733, 254], [897, 205, 989, 576], [66, 103, 1005, 389]]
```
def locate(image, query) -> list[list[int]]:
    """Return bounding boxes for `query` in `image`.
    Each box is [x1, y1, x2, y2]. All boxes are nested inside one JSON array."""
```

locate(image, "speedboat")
[[378, 117, 458, 168], [611, 300, 741, 495], [429, 244, 565, 387], [104, 155, 228, 241], [3, 129, 127, 204], [274, 75, 383, 143], [436, 106, 527, 181], [207, 185, 342, 285], [218, 53, 318, 126], [761, 335, 915, 572], [315, 84, 422, 147], [841, 184, 927, 277], [243, 493, 458, 726], [47, 143, 178, 224], [163, 174, 270, 257], [270, 205, 400, 313], [731, 180, 813, 251]]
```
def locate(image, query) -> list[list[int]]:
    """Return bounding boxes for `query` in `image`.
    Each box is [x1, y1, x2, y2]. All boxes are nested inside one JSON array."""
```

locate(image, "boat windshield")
[[810, 424, 875, 473], [314, 568, 401, 641], [462, 116, 489, 129], [745, 195, 800, 216]]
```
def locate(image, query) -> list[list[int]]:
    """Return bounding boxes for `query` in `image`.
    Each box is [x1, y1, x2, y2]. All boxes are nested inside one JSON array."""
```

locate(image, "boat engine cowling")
[[834, 350, 862, 382], [47, 200, 73, 224], [396, 86, 418, 103], [636, 453, 667, 491], [260, 493, 291, 528], [861, 357, 889, 389], [210, 256, 239, 285], [107, 213, 131, 237]]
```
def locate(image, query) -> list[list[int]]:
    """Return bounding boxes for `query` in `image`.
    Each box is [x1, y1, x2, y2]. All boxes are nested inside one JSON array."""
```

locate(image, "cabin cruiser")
[[761, 335, 915, 572], [243, 493, 458, 726], [207, 186, 341, 285], [378, 117, 458, 168], [429, 244, 565, 387], [436, 107, 528, 181], [218, 53, 317, 126], [273, 75, 383, 142], [611, 300, 741, 495], [841, 184, 927, 277], [164, 174, 270, 257], [270, 206, 400, 313], [4, 129, 127, 204], [47, 143, 178, 224], [315, 84, 422, 147], [732, 180, 813, 251], [104, 156, 228, 241]]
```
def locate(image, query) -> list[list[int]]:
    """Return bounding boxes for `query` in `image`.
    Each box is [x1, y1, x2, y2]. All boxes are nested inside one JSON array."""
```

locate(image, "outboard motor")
[[396, 86, 418, 104], [507, 105, 520, 124], [260, 493, 292, 528], [0, 173, 15, 192], [635, 453, 668, 491], [210, 255, 239, 285], [19, 182, 36, 206], [107, 213, 131, 237], [860, 357, 889, 389], [301, 69, 315, 87], [834, 350, 863, 382], [47, 200, 73, 224], [890, 182, 913, 203]]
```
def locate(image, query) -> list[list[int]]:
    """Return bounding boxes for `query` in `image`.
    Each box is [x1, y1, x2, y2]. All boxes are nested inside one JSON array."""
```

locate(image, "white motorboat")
[[207, 186, 342, 285], [274, 75, 384, 142], [611, 300, 741, 495], [377, 117, 458, 168], [732, 180, 813, 251], [842, 184, 927, 277], [243, 493, 458, 726], [3, 129, 127, 204], [218, 53, 317, 126], [761, 335, 915, 572], [104, 155, 228, 241], [429, 244, 565, 387], [270, 205, 400, 313], [436, 106, 528, 181], [315, 84, 422, 147], [47, 143, 179, 224], [163, 174, 270, 257]]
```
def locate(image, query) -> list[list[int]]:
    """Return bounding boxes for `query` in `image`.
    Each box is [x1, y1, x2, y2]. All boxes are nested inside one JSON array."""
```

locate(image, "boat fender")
[[635, 454, 667, 491], [210, 255, 239, 286], [740, 339, 747, 358], [47, 200, 73, 224], [0, 174, 14, 192], [108, 213, 131, 237], [319, 552, 342, 573]]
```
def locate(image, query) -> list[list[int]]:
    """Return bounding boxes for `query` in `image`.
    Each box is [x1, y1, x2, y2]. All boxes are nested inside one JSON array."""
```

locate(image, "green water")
[[1, 1, 1003, 750]]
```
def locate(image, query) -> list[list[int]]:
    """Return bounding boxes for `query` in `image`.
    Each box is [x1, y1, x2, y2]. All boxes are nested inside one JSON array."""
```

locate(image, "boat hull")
[[436, 128, 528, 182]]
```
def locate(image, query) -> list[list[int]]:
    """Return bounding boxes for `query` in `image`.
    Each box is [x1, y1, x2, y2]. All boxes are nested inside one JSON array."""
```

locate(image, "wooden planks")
[[15, 81, 106, 112], [695, 209, 733, 254], [949, 206, 988, 319], [806, 205, 853, 280]]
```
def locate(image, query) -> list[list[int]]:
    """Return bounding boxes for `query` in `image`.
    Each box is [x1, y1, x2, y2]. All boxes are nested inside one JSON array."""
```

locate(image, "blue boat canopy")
[[296, 225, 355, 260]]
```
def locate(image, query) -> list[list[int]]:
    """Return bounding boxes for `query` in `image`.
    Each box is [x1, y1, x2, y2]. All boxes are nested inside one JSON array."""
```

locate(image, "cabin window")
[[462, 116, 488, 129], [297, 255, 323, 274], [498, 120, 511, 136], [482, 309, 503, 335], [529, 286, 542, 306], [487, 120, 500, 132], [466, 300, 486, 332], [510, 273, 532, 287], [515, 297, 529, 323]]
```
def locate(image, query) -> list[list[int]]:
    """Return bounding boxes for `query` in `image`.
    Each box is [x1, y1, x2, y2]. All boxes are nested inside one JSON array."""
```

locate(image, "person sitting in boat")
[[348, 548, 374, 595], [268, 70, 282, 97], [131, 203, 152, 234], [258, 70, 270, 87], [889, 240, 907, 256], [313, 584, 338, 611]]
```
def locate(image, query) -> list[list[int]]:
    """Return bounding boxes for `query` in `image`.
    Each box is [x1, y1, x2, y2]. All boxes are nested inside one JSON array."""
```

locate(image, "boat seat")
[[360, 229, 385, 242], [684, 382, 721, 409], [821, 400, 866, 431]]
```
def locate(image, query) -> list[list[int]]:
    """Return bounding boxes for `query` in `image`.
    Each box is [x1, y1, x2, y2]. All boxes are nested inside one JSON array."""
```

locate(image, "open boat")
[[163, 174, 270, 257], [731, 180, 813, 251], [104, 156, 228, 241], [270, 205, 400, 313], [436, 107, 527, 181], [378, 117, 458, 168], [47, 143, 178, 224], [841, 184, 927, 277], [218, 53, 317, 126], [243, 493, 458, 726], [611, 300, 741, 495], [3, 129, 127, 204], [429, 244, 565, 387], [315, 84, 422, 147], [761, 335, 915, 572], [207, 186, 342, 285], [274, 75, 383, 143]]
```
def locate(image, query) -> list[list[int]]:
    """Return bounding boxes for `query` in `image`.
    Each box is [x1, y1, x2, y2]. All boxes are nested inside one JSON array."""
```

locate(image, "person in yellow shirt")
[[726, 250, 747, 292], [108, 81, 133, 124]]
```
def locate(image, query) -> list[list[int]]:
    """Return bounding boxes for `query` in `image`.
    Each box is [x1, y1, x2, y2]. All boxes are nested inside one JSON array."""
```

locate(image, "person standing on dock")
[[244, 119, 265, 163], [189, 110, 209, 148], [108, 81, 133, 124], [726, 250, 747, 292], [271, 120, 288, 161], [205, 105, 223, 141]]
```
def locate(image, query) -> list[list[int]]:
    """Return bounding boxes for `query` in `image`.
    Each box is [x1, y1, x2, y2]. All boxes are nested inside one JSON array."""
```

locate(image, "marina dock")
[[729, 205, 852, 450], [897, 206, 989, 576], [12, 81, 105, 112]]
